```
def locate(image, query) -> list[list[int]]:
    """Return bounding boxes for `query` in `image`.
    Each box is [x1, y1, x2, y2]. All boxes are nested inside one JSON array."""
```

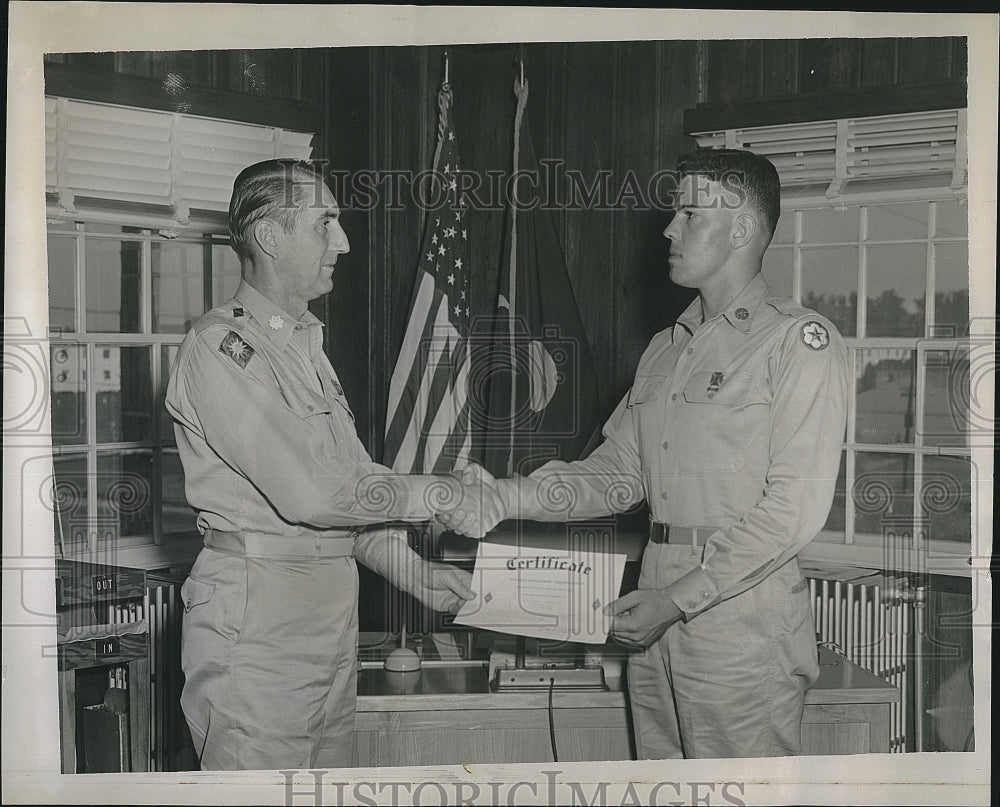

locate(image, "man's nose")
[[328, 222, 350, 255]]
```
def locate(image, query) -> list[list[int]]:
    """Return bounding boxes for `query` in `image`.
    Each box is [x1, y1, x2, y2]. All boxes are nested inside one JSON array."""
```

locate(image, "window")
[[694, 108, 972, 571], [48, 221, 242, 560], [763, 199, 972, 565]]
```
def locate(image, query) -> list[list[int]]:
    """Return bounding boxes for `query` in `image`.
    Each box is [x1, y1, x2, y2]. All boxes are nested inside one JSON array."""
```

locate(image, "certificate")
[[453, 541, 627, 644]]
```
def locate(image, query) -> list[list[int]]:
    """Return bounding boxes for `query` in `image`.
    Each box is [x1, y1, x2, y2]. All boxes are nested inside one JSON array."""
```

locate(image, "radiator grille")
[[809, 575, 914, 752], [145, 573, 187, 771]]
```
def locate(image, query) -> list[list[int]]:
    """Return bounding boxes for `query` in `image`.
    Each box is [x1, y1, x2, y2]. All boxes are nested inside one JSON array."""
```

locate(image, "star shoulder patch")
[[218, 330, 255, 369], [801, 321, 830, 351]]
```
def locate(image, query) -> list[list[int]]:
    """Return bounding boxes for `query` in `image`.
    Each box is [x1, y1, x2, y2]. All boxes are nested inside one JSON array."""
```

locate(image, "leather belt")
[[203, 527, 356, 559], [649, 521, 717, 546]]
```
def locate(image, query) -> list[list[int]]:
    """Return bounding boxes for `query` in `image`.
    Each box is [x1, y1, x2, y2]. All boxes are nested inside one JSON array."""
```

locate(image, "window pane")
[[159, 344, 181, 443], [771, 211, 794, 246], [50, 344, 87, 445], [932, 241, 969, 336], [212, 243, 242, 304], [762, 247, 793, 297], [52, 453, 89, 551], [801, 246, 858, 337], [162, 448, 194, 536], [865, 244, 926, 337], [853, 451, 914, 538], [855, 348, 916, 444], [822, 450, 847, 535], [96, 450, 154, 540], [85, 237, 143, 333], [922, 347, 969, 448], [152, 241, 206, 334], [923, 455, 972, 544], [47, 235, 77, 332], [867, 203, 928, 241], [95, 345, 153, 443], [802, 207, 860, 243], [934, 199, 968, 238]]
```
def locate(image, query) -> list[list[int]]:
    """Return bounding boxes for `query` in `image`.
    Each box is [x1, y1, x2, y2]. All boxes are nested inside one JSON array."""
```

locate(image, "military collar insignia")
[[233, 307, 245, 317], [268, 315, 285, 330], [735, 307, 750, 320], [219, 331, 255, 369], [801, 321, 830, 350]]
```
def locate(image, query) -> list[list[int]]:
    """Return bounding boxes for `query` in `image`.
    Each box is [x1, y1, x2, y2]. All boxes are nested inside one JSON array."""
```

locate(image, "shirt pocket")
[[677, 371, 753, 471], [627, 374, 668, 407], [282, 384, 338, 454]]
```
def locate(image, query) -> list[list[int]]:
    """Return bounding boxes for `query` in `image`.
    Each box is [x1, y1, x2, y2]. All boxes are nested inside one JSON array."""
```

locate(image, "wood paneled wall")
[[703, 37, 967, 102]]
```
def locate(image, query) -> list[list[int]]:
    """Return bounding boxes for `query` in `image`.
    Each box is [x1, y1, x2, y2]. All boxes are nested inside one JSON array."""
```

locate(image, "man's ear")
[[252, 218, 281, 260], [732, 212, 758, 249]]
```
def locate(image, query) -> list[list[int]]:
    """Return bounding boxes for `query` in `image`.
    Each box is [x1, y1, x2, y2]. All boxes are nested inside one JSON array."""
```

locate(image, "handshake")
[[435, 463, 513, 539]]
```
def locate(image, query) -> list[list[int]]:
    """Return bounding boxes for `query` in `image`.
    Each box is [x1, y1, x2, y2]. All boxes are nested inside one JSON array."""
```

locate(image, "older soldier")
[[166, 159, 500, 770], [444, 149, 849, 759]]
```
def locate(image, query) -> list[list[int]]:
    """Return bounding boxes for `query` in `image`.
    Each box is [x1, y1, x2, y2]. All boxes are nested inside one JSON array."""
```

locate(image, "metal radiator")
[[809, 575, 921, 753], [144, 573, 187, 771]]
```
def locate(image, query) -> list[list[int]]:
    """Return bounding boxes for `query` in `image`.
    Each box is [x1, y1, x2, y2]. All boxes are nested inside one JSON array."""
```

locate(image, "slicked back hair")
[[228, 159, 327, 263], [676, 149, 781, 241]]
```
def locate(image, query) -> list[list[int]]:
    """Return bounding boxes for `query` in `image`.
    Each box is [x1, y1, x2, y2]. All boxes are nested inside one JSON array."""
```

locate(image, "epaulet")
[[648, 325, 674, 349], [190, 300, 250, 337], [764, 295, 817, 321]]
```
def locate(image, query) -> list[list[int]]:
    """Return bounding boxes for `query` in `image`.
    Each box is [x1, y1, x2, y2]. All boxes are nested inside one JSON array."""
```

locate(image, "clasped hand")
[[435, 463, 507, 539]]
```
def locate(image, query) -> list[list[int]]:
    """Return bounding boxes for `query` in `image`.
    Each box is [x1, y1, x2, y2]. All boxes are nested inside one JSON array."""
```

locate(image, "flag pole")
[[507, 63, 528, 478]]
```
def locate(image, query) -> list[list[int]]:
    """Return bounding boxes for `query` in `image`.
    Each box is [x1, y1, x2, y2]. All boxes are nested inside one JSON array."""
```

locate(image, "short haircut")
[[228, 159, 327, 263], [676, 148, 781, 239]]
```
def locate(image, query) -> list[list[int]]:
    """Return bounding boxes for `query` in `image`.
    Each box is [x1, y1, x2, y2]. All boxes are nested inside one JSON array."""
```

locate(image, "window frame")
[[48, 214, 241, 567], [764, 193, 973, 576]]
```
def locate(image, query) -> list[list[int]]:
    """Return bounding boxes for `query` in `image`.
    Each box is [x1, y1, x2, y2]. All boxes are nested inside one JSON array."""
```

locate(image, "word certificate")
[[454, 541, 627, 644]]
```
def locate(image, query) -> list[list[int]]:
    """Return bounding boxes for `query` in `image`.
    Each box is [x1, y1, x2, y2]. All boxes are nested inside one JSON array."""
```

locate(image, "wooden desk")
[[352, 647, 899, 765]]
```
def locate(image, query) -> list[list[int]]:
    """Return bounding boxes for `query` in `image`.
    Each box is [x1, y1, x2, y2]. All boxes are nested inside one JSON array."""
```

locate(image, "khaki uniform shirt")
[[166, 281, 435, 540], [528, 273, 849, 618]]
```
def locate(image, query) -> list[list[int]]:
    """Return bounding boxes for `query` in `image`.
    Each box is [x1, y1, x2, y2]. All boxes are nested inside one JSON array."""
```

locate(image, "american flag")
[[383, 83, 471, 473]]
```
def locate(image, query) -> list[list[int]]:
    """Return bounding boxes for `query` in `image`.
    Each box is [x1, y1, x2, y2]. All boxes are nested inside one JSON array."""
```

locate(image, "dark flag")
[[476, 76, 601, 479]]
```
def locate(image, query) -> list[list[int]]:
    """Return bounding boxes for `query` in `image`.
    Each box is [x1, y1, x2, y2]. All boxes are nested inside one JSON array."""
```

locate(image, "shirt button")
[[687, 601, 697, 609], [687, 348, 694, 355], [307, 405, 314, 411], [707, 391, 715, 399], [662, 441, 669, 450], [701, 591, 710, 598], [660, 491, 668, 500], [671, 393, 677, 401]]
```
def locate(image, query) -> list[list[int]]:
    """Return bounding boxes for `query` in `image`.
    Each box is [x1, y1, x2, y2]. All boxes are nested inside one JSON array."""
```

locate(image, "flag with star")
[[477, 76, 601, 478], [383, 81, 471, 473]]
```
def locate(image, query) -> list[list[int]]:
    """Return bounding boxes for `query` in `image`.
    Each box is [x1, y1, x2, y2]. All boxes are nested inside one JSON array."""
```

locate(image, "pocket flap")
[[282, 384, 333, 418], [180, 578, 216, 613], [627, 374, 668, 407]]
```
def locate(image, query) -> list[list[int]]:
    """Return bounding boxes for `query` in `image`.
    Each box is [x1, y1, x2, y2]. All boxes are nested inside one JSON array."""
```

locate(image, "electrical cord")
[[547, 677, 559, 763]]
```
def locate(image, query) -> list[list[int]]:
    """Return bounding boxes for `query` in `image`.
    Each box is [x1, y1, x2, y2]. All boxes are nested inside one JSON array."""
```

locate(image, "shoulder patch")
[[218, 330, 255, 368], [800, 320, 830, 351]]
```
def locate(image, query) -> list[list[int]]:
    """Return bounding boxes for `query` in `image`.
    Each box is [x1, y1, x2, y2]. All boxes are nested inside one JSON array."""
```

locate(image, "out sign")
[[92, 574, 116, 597]]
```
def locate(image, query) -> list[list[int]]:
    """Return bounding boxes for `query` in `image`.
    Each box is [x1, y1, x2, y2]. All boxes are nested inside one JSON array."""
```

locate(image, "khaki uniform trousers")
[[628, 540, 819, 759], [179, 547, 359, 770]]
